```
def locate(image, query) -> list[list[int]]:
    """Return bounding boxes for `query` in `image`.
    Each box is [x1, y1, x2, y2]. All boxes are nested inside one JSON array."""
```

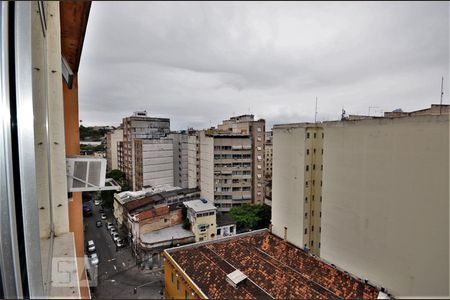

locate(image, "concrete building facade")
[[271, 111, 449, 297], [170, 130, 199, 189], [134, 138, 174, 191], [122, 111, 170, 190], [106, 128, 123, 171]]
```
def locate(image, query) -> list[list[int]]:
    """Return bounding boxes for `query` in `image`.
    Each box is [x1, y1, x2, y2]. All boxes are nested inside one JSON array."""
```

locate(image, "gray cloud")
[[78, 1, 449, 130]]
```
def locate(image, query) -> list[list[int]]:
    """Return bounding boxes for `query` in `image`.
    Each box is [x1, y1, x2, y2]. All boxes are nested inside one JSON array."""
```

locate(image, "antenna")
[[440, 76, 444, 115], [314, 97, 318, 123]]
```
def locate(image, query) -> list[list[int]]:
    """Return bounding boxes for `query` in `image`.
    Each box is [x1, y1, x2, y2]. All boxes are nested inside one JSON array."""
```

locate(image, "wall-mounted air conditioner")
[[66, 156, 122, 192]]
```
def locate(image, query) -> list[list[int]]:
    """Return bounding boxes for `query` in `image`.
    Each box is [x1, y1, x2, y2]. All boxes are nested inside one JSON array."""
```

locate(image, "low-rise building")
[[163, 229, 385, 299], [216, 213, 236, 239], [183, 199, 217, 242]]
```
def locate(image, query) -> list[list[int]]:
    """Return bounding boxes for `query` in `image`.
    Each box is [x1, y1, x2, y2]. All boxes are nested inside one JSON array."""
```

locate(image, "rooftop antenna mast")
[[314, 96, 318, 123], [440, 76, 444, 115]]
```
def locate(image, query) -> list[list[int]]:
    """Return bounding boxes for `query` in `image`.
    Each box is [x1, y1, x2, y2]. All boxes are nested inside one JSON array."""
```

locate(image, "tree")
[[229, 204, 272, 231], [100, 169, 130, 207]]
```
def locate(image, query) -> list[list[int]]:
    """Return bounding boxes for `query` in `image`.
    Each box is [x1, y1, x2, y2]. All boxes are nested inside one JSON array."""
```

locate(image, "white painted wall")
[[272, 125, 306, 247], [142, 140, 174, 187], [321, 115, 449, 297]]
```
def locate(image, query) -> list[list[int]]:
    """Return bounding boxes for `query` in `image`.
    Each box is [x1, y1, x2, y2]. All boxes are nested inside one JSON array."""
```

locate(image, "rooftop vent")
[[226, 269, 247, 289]]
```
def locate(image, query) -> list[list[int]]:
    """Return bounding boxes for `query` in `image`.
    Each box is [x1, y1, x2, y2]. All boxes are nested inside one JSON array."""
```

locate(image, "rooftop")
[[165, 230, 381, 299], [141, 224, 194, 245], [183, 199, 217, 213], [115, 184, 180, 205], [216, 212, 236, 227]]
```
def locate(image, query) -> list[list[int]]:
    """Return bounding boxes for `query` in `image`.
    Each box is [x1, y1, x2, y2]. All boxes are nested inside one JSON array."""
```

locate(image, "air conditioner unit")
[[66, 156, 122, 192]]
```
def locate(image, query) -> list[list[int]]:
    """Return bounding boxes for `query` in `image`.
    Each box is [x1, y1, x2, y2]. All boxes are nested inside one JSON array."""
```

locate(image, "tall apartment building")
[[217, 115, 266, 205], [271, 106, 449, 297], [170, 130, 199, 189], [265, 132, 273, 177], [106, 128, 123, 171], [134, 138, 174, 190], [200, 131, 252, 211], [272, 124, 324, 255], [122, 111, 170, 190]]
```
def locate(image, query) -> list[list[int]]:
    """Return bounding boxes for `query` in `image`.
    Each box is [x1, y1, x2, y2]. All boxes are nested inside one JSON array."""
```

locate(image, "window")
[[320, 180, 322, 187], [320, 212, 322, 218], [312, 210, 314, 216], [304, 212, 308, 218], [306, 132, 310, 138], [304, 228, 307, 234], [185, 290, 189, 299], [319, 242, 321, 248], [311, 240, 314, 246], [305, 181, 308, 187], [257, 127, 262, 132], [314, 133, 316, 138], [217, 228, 221, 235], [313, 164, 315, 170], [314, 148, 316, 154], [172, 272, 174, 283], [164, 218, 168, 223], [305, 196, 308, 203], [306, 165, 309, 171], [307, 149, 310, 155], [320, 196, 322, 202], [257, 137, 262, 141], [312, 195, 314, 201], [322, 149, 324, 155], [312, 225, 314, 231], [322, 132, 324, 138], [321, 164, 323, 171], [312, 180, 315, 186], [177, 280, 180, 290]]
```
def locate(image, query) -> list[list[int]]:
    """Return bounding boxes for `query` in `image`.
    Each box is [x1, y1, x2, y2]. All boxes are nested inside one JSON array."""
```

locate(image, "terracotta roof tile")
[[168, 231, 380, 299]]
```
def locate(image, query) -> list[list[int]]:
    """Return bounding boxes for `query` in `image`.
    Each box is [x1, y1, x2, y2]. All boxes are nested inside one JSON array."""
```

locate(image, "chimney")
[[226, 269, 247, 289]]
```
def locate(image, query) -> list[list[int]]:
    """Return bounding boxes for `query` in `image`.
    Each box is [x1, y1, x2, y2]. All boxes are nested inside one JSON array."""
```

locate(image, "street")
[[84, 201, 164, 299]]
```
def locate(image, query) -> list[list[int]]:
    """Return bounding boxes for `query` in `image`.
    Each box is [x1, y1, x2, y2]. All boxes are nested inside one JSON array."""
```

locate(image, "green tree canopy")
[[229, 204, 271, 230]]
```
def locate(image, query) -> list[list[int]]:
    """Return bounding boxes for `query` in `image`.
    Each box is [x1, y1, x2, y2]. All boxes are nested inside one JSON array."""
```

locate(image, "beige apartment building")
[[217, 115, 266, 205], [106, 128, 123, 171], [272, 106, 449, 297], [122, 111, 170, 190], [200, 131, 253, 211]]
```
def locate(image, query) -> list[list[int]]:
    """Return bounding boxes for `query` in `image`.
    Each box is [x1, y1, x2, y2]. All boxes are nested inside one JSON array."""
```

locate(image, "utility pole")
[[440, 76, 444, 115]]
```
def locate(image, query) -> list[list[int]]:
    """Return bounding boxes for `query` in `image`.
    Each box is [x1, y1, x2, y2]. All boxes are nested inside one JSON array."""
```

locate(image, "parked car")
[[83, 203, 92, 217], [106, 222, 114, 230], [110, 228, 118, 236], [115, 238, 125, 248], [89, 253, 99, 265], [112, 233, 120, 242], [94, 199, 101, 206], [87, 240, 95, 253], [101, 213, 107, 220], [99, 209, 104, 214], [96, 220, 102, 228]]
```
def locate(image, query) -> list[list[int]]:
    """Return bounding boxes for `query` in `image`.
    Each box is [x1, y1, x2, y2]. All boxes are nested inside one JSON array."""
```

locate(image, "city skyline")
[[78, 1, 449, 130]]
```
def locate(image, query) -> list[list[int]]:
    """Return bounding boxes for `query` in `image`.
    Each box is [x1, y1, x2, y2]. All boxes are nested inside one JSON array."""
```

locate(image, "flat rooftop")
[[165, 230, 381, 299], [183, 199, 217, 213], [141, 224, 194, 244]]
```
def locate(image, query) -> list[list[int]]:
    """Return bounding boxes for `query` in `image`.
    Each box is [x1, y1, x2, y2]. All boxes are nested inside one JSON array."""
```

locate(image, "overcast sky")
[[78, 1, 449, 130]]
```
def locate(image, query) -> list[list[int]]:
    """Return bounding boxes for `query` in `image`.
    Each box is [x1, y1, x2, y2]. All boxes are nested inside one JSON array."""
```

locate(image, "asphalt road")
[[84, 202, 164, 299]]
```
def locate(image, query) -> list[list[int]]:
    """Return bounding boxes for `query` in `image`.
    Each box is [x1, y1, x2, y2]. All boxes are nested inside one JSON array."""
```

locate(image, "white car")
[[106, 222, 114, 230], [101, 213, 107, 220], [110, 228, 118, 236], [112, 233, 120, 242], [115, 239, 124, 248], [87, 240, 95, 253], [89, 253, 99, 265], [94, 200, 101, 206]]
